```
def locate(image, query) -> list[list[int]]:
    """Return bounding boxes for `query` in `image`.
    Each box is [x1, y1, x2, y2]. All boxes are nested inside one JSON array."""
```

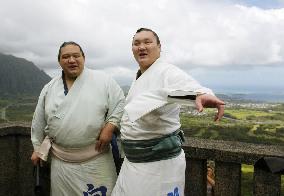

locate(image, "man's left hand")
[[195, 94, 225, 121], [95, 123, 116, 152]]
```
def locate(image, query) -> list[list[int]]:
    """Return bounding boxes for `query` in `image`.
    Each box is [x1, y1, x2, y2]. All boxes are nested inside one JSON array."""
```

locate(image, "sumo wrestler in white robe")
[[112, 58, 213, 196], [31, 68, 125, 196]]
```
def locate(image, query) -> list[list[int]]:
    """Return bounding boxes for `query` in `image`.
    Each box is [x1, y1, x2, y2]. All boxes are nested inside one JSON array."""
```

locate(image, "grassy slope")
[[181, 105, 284, 195], [181, 106, 284, 146], [0, 96, 37, 122]]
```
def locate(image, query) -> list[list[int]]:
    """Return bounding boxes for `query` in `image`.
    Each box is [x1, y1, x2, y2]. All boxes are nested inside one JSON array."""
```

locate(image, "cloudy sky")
[[1, 0, 283, 93]]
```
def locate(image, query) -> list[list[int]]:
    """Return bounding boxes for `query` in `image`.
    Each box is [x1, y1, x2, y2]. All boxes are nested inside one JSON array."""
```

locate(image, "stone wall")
[[0, 124, 50, 196], [1, 124, 283, 196]]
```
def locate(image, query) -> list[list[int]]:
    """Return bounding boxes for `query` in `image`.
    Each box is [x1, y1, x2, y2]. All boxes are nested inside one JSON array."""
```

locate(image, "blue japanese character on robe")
[[83, 184, 107, 196], [167, 187, 179, 196]]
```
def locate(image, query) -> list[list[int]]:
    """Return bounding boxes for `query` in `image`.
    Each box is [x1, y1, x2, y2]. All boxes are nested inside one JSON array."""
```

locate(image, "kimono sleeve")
[[31, 85, 48, 151], [105, 77, 125, 128], [164, 65, 214, 95]]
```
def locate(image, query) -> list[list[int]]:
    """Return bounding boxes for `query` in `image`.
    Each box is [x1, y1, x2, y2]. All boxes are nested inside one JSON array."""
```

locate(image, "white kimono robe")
[[112, 58, 213, 196], [31, 68, 125, 196]]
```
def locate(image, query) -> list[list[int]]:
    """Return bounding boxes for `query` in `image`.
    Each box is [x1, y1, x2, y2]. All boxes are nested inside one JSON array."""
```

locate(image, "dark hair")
[[135, 28, 161, 45], [57, 41, 85, 62]]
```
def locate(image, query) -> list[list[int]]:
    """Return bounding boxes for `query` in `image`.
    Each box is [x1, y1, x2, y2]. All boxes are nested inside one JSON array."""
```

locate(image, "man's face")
[[132, 31, 161, 72], [59, 44, 85, 79]]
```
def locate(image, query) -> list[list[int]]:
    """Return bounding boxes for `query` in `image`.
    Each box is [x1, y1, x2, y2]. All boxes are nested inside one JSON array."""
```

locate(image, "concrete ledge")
[[183, 137, 284, 164], [0, 122, 30, 136]]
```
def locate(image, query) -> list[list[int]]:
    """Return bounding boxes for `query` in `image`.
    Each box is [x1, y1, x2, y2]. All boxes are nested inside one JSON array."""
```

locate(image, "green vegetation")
[[225, 109, 274, 120], [242, 164, 254, 196], [0, 99, 10, 109], [0, 96, 37, 123], [6, 104, 36, 121], [181, 104, 284, 146]]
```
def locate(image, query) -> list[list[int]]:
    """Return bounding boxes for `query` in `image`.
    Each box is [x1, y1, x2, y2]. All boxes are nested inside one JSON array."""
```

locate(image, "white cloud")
[[163, 3, 284, 68], [0, 0, 284, 86]]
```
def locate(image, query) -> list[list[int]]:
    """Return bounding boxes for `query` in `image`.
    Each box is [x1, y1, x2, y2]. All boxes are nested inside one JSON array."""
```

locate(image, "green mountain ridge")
[[0, 53, 51, 97]]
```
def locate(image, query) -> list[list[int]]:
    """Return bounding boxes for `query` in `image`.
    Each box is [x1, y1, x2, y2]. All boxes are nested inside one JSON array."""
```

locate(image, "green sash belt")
[[122, 130, 185, 163]]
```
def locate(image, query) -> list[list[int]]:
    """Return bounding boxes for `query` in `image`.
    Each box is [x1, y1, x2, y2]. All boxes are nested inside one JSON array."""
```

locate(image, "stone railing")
[[0, 123, 50, 196], [0, 125, 283, 196], [183, 136, 284, 196]]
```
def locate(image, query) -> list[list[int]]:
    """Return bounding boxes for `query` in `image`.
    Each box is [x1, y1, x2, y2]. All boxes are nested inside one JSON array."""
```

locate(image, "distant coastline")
[[213, 86, 284, 103]]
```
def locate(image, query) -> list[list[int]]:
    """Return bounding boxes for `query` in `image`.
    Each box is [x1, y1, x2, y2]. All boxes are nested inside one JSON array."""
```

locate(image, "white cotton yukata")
[[31, 67, 125, 196], [112, 58, 214, 196]]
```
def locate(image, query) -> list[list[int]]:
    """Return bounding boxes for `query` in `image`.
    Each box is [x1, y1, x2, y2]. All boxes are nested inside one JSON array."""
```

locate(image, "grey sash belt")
[[122, 130, 185, 163]]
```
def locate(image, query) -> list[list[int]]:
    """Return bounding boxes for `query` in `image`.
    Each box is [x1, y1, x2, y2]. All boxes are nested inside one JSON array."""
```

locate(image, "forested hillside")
[[0, 53, 51, 97]]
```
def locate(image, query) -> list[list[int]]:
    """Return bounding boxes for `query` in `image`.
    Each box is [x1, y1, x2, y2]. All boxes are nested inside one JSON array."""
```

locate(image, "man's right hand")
[[31, 151, 41, 166]]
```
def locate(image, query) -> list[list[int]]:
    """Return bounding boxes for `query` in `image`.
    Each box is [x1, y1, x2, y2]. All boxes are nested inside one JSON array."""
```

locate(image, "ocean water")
[[212, 86, 284, 103]]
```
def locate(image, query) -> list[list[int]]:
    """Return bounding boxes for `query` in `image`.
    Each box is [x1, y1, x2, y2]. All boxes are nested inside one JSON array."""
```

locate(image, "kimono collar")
[[61, 68, 86, 95], [62, 71, 68, 95], [135, 58, 163, 80]]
